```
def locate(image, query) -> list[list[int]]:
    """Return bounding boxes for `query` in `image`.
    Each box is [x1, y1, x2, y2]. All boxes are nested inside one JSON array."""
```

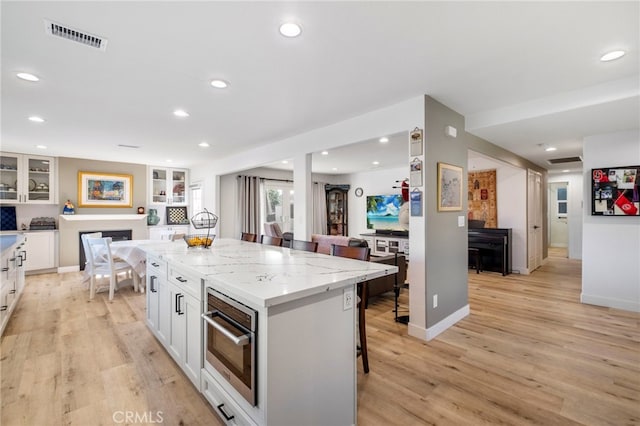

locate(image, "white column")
[[293, 154, 313, 240]]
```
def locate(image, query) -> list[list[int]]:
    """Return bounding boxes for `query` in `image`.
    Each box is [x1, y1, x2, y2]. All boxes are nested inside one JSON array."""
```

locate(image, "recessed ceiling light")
[[198, 142, 210, 147], [379, 137, 389, 143], [332, 167, 338, 171], [279, 22, 302, 38], [210, 79, 229, 89], [321, 151, 329, 155], [17, 72, 39, 82], [545, 146, 557, 152], [372, 161, 380, 165], [173, 109, 189, 118], [28, 116, 45, 123], [562, 169, 570, 173], [36, 145, 47, 149], [600, 50, 625, 62], [282, 160, 289, 164], [166, 159, 173, 163]]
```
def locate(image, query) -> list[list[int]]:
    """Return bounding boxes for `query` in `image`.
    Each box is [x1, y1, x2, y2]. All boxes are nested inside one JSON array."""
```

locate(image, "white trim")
[[408, 304, 470, 341], [581, 293, 640, 313], [59, 214, 146, 221], [425, 304, 470, 341], [58, 265, 80, 273]]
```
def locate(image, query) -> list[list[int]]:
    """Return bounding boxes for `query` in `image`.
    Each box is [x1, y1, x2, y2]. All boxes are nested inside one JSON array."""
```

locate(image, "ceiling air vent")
[[547, 156, 583, 165], [44, 20, 108, 51]]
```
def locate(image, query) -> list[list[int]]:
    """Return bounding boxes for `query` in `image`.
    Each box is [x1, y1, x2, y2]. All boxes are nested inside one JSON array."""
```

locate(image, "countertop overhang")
[[142, 238, 398, 308]]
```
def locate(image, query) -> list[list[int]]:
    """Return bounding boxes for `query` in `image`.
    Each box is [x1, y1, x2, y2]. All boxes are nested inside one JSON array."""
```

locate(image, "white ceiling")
[[2, 2, 638, 175]]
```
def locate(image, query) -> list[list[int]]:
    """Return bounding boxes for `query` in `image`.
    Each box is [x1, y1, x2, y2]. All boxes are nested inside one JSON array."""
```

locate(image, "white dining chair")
[[81, 232, 102, 286], [86, 237, 135, 301]]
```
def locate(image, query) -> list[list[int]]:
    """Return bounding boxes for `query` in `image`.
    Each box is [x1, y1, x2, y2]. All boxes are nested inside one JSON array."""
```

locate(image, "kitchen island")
[[141, 238, 397, 425]]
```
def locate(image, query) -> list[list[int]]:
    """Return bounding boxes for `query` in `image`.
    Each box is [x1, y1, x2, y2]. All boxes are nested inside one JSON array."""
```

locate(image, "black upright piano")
[[468, 228, 512, 275]]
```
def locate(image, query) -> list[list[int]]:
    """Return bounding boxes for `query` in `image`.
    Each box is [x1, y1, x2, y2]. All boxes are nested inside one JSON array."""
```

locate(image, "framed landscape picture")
[[78, 171, 133, 207], [437, 162, 463, 211]]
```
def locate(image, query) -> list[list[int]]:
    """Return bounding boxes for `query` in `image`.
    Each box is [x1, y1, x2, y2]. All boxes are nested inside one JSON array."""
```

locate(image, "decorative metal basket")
[[191, 210, 218, 230], [183, 234, 215, 248]]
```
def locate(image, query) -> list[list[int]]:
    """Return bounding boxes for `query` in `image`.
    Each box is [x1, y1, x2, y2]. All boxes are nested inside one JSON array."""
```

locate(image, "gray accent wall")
[[58, 157, 147, 214], [423, 96, 469, 328]]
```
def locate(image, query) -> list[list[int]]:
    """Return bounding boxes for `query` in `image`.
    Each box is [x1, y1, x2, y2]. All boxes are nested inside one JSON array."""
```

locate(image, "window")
[[557, 187, 567, 217]]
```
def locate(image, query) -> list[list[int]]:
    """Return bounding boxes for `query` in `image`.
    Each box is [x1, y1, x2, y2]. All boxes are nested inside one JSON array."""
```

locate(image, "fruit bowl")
[[183, 234, 215, 248]]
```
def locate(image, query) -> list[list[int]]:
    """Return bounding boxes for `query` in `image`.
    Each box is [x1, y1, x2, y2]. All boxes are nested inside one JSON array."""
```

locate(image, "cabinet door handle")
[[20, 250, 27, 261], [175, 276, 187, 283], [0, 306, 7, 311], [151, 262, 159, 267], [178, 294, 184, 315], [9, 290, 15, 294], [17, 256, 23, 267], [1, 267, 8, 272], [216, 404, 235, 421], [150, 276, 157, 293]]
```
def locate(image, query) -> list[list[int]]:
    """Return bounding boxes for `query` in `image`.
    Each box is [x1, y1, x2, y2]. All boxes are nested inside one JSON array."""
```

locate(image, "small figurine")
[[63, 199, 75, 215]]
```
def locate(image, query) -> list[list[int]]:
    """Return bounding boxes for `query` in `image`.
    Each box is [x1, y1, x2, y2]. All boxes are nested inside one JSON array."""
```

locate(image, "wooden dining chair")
[[330, 244, 371, 374], [260, 235, 283, 247], [241, 232, 257, 242], [290, 239, 318, 253], [86, 237, 135, 301]]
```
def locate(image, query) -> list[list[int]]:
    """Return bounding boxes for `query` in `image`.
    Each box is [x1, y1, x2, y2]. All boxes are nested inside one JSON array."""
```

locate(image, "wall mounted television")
[[366, 194, 405, 230], [591, 166, 640, 216]]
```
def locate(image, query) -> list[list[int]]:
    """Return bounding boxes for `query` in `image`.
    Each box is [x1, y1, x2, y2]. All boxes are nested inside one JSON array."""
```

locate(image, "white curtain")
[[237, 175, 262, 236], [312, 182, 328, 235]]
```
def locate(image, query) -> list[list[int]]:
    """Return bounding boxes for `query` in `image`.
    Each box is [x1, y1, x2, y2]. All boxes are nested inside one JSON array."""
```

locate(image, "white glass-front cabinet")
[[149, 167, 188, 205], [0, 153, 56, 204]]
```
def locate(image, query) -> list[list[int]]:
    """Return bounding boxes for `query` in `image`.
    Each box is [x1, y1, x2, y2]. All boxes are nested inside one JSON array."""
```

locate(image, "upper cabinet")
[[149, 167, 188, 205], [0, 153, 57, 204]]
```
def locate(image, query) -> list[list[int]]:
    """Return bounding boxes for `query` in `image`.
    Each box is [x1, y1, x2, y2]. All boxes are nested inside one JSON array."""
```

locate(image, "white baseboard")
[[408, 304, 470, 341], [581, 293, 640, 313], [58, 265, 80, 274]]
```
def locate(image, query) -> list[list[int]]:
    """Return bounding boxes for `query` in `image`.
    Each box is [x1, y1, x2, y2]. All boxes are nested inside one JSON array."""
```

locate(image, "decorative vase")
[[147, 209, 160, 226]]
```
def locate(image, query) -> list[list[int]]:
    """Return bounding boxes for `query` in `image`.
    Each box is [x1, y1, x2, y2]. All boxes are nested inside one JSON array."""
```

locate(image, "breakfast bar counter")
[[141, 238, 397, 426]]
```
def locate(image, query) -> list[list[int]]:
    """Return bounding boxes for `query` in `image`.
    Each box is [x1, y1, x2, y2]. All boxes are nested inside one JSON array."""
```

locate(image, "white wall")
[[582, 130, 640, 312], [344, 166, 407, 237], [548, 172, 583, 259], [468, 155, 527, 274]]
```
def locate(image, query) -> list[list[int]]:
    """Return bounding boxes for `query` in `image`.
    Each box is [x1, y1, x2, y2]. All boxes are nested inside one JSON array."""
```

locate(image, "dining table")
[[110, 239, 179, 291]]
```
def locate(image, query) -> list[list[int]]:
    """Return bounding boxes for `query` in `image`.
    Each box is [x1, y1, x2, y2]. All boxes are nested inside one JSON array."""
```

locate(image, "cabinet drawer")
[[201, 369, 257, 426], [168, 264, 201, 299], [147, 255, 167, 277]]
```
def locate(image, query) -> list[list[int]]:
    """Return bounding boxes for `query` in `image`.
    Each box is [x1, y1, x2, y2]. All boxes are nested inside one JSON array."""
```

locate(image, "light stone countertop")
[[142, 238, 398, 308]]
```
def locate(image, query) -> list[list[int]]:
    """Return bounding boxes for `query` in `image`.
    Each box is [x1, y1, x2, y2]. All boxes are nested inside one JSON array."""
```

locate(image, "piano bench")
[[468, 247, 482, 274]]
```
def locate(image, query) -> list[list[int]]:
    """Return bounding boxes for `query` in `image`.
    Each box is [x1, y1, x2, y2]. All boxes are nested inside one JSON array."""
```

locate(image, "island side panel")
[[264, 285, 357, 425]]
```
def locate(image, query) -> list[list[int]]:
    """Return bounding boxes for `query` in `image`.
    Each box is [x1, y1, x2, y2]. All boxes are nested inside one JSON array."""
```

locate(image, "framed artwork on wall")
[[437, 162, 463, 211], [78, 171, 133, 207]]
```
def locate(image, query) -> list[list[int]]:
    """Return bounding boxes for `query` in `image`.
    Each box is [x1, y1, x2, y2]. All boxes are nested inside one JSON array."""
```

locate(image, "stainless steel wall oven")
[[202, 288, 257, 407]]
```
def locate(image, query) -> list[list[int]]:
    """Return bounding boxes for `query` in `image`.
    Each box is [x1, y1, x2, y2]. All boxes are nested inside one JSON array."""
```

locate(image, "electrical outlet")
[[433, 294, 438, 308], [343, 288, 354, 311]]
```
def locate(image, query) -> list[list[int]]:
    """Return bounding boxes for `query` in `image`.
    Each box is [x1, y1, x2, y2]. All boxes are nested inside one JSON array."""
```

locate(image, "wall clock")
[[355, 187, 363, 197]]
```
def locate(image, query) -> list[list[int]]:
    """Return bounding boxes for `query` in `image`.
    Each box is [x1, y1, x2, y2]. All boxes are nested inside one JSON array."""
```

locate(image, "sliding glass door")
[[263, 181, 294, 233]]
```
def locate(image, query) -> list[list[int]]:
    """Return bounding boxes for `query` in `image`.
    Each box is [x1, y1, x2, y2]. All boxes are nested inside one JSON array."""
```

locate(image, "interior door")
[[527, 170, 543, 271], [548, 182, 568, 248]]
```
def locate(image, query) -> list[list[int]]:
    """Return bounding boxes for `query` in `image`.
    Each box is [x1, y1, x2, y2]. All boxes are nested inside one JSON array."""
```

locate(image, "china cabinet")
[[149, 167, 188, 205], [0, 153, 56, 204], [326, 184, 349, 236]]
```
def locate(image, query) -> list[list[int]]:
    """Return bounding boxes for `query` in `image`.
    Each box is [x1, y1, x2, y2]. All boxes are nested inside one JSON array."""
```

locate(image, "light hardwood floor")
[[2, 252, 638, 425]]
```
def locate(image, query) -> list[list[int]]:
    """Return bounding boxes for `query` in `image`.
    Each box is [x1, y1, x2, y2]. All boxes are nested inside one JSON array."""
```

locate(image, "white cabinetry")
[[0, 153, 56, 204], [23, 231, 57, 272], [146, 255, 202, 389], [1, 235, 26, 336], [149, 167, 188, 205], [361, 233, 409, 257], [148, 225, 190, 240]]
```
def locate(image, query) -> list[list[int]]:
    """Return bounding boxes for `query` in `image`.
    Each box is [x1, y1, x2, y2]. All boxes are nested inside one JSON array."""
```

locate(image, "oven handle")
[[201, 311, 250, 346]]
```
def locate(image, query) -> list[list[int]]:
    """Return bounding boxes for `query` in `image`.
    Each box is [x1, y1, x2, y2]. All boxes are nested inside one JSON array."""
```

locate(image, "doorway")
[[548, 182, 568, 257]]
